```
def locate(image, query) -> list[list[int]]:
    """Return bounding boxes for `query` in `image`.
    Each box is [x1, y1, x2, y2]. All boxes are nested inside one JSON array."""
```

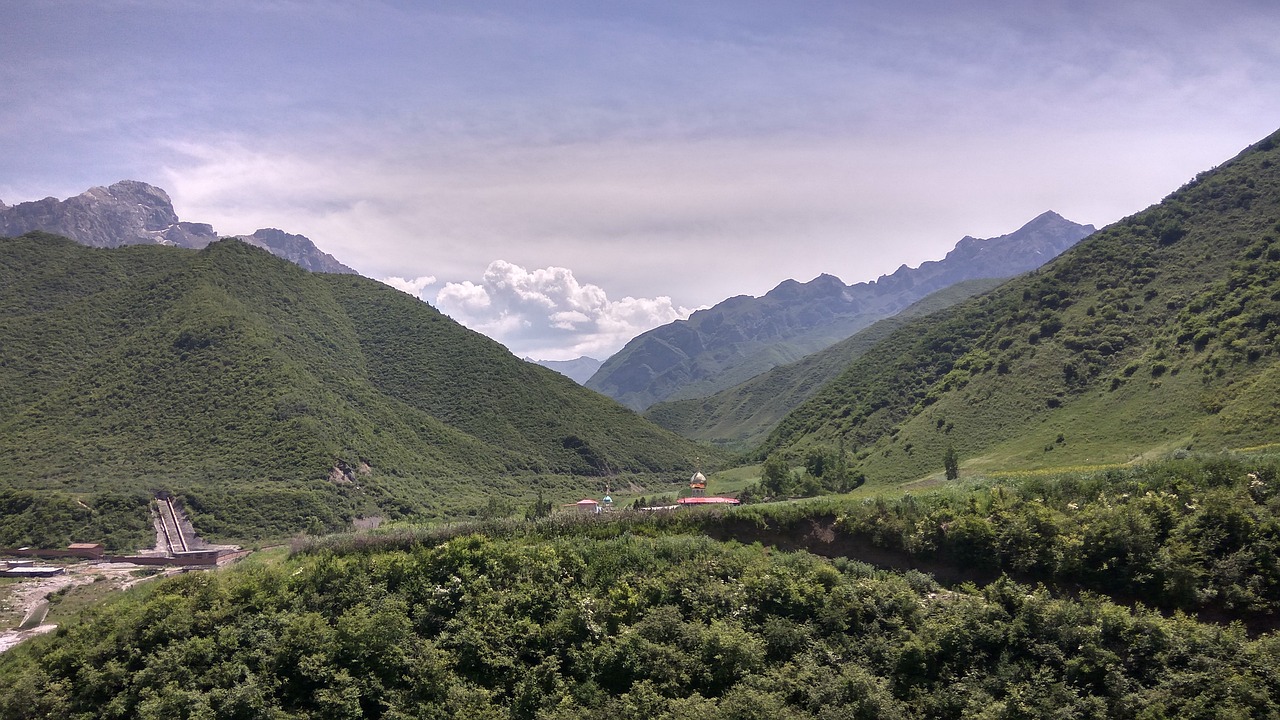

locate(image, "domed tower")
[[689, 471, 707, 497]]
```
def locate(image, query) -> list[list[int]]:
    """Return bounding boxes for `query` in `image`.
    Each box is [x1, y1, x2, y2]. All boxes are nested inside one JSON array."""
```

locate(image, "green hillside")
[[0, 234, 718, 545], [762, 128, 1280, 482], [645, 278, 1004, 450]]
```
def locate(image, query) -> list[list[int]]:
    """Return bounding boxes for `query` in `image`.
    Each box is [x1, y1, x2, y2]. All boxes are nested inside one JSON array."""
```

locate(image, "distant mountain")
[[645, 278, 1006, 449], [0, 180, 356, 274], [529, 356, 603, 384], [762, 127, 1280, 481], [230, 228, 355, 274], [0, 233, 716, 543], [587, 212, 1095, 410]]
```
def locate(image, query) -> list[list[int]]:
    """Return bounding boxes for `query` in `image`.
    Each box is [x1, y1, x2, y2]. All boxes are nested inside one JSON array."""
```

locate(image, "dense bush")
[[827, 456, 1280, 614], [3, 530, 1279, 719]]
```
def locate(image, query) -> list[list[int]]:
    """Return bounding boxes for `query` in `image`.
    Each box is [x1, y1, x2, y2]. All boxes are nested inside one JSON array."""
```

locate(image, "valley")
[[2, 127, 1280, 717]]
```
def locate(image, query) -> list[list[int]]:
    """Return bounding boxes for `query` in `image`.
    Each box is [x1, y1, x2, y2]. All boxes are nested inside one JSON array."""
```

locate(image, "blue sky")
[[3, 1, 1280, 359]]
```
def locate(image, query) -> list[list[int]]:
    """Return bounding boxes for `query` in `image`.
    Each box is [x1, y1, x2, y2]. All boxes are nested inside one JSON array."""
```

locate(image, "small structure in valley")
[[564, 498, 602, 514], [0, 560, 64, 578], [677, 496, 740, 507], [689, 472, 707, 497], [678, 469, 741, 507]]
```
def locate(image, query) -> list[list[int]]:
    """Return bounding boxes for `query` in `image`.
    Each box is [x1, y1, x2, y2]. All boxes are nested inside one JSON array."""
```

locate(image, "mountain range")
[[0, 180, 356, 274], [644, 277, 1006, 450], [4, 133, 1280, 720], [529, 356, 604, 384], [760, 128, 1280, 481], [587, 211, 1095, 411], [3, 126, 1280, 548]]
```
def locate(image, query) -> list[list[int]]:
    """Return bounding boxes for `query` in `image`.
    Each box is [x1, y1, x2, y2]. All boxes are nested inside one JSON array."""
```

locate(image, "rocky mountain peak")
[[0, 181, 356, 274], [0, 180, 216, 249], [234, 228, 356, 274]]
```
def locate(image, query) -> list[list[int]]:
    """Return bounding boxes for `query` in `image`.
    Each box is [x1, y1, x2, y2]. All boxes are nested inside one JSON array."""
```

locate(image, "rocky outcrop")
[[0, 181, 217, 249], [233, 228, 356, 274], [0, 181, 356, 274]]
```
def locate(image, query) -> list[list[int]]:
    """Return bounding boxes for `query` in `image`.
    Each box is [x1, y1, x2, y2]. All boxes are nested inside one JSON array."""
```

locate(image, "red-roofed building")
[[563, 499, 602, 514], [676, 496, 740, 506]]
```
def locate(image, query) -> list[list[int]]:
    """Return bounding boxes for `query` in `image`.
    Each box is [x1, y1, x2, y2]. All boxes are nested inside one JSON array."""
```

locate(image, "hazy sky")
[[4, 1, 1280, 360]]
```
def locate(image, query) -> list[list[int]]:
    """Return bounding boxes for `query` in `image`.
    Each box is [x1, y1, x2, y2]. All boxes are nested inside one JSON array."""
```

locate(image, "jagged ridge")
[[588, 211, 1095, 411]]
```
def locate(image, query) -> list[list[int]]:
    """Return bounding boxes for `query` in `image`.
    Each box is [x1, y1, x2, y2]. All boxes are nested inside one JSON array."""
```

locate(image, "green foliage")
[[3, 519, 1278, 718], [0, 488, 153, 551], [0, 234, 722, 544], [525, 491, 553, 520], [759, 453, 792, 496], [943, 445, 959, 481], [826, 455, 1280, 614]]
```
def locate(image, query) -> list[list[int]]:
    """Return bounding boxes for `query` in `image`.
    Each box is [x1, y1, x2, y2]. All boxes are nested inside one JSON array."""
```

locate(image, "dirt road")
[[0, 561, 180, 653]]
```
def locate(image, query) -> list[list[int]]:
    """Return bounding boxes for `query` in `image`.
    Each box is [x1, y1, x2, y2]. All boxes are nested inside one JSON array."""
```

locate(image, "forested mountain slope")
[[588, 212, 1093, 411], [0, 234, 715, 544], [644, 278, 1004, 449], [763, 128, 1280, 481]]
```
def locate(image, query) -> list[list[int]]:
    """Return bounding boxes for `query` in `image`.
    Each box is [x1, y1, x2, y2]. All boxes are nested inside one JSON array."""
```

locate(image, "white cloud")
[[434, 260, 697, 361], [381, 274, 437, 296], [435, 280, 492, 313]]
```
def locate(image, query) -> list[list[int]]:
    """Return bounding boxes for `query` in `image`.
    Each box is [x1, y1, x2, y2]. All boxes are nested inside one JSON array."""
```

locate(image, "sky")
[[3, 1, 1280, 360]]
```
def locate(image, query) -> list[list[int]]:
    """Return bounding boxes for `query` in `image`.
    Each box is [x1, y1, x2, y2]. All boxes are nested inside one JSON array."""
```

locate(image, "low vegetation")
[[4, 457, 1280, 719], [0, 489, 155, 552], [730, 454, 1280, 619]]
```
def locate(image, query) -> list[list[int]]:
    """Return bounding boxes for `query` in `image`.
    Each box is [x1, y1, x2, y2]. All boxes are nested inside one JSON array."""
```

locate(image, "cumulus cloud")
[[382, 275, 437, 296], [434, 260, 697, 361]]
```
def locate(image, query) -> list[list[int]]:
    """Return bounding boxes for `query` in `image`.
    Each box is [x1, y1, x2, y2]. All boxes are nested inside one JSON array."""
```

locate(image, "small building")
[[0, 562, 64, 578], [563, 499, 602, 514], [677, 496, 741, 506], [689, 471, 707, 497], [67, 543, 105, 560]]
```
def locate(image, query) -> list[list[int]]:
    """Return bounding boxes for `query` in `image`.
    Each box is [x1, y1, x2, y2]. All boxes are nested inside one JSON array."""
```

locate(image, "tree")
[[804, 448, 830, 479], [943, 445, 960, 481], [526, 491, 552, 519], [761, 453, 792, 496]]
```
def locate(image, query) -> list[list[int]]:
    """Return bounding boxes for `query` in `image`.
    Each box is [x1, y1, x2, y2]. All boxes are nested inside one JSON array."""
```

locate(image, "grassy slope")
[[645, 278, 1005, 450], [0, 234, 719, 544], [762, 128, 1280, 482], [326, 274, 701, 475]]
